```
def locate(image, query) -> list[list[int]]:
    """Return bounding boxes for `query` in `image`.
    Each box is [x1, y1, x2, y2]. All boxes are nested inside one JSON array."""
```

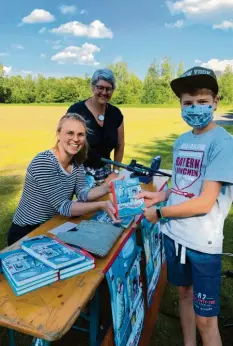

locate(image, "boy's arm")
[[144, 181, 222, 223], [138, 189, 172, 207], [161, 180, 222, 218]]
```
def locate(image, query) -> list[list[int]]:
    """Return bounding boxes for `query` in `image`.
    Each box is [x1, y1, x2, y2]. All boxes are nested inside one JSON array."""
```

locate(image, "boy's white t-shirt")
[[161, 125, 233, 254]]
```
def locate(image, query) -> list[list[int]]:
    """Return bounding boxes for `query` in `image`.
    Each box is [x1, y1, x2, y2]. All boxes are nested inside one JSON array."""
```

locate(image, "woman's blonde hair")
[[55, 113, 89, 166]]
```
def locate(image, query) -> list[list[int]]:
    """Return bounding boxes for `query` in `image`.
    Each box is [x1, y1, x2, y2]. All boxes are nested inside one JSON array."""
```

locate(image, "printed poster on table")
[[140, 218, 161, 307], [105, 232, 144, 346]]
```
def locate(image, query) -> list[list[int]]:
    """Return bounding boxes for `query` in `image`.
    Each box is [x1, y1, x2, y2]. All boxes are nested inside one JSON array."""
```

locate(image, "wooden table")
[[0, 177, 169, 346]]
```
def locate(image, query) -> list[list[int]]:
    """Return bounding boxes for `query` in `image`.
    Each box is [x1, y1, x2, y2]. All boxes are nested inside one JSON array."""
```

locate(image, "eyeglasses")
[[95, 85, 113, 94], [65, 131, 86, 140]]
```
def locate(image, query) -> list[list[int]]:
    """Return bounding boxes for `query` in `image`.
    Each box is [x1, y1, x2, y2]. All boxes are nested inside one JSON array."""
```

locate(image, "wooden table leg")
[[8, 329, 15, 346], [89, 288, 100, 346]]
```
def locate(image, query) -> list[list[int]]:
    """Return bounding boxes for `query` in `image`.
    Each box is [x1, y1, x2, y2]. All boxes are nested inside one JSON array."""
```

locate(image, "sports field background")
[[0, 105, 233, 345]]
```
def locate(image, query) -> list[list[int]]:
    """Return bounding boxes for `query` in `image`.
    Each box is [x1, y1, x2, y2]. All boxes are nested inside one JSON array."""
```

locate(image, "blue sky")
[[1, 0, 233, 79]]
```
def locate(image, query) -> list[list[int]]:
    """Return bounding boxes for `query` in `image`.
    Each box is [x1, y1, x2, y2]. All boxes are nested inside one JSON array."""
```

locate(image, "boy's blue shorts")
[[164, 234, 222, 317]]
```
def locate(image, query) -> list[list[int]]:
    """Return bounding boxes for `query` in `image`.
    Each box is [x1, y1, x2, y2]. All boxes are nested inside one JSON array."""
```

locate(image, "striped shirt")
[[13, 150, 90, 226]]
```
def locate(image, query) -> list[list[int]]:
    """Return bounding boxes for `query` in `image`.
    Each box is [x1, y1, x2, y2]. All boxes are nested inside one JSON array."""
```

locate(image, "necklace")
[[98, 114, 105, 121], [90, 98, 107, 122]]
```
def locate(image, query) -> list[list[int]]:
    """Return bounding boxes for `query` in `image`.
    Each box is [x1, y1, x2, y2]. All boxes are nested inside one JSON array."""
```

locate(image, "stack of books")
[[0, 235, 95, 296], [0, 249, 58, 296], [21, 236, 95, 280]]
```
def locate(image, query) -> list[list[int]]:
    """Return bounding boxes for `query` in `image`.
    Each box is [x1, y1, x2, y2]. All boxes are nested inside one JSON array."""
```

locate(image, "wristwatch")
[[113, 168, 120, 174], [155, 205, 168, 221]]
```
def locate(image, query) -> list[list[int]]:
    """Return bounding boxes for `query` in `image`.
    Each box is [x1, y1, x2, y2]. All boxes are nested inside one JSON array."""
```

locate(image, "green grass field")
[[0, 105, 233, 345]]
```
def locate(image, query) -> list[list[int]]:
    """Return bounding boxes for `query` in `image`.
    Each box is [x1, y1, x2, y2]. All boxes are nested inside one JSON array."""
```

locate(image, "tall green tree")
[[218, 65, 233, 103], [177, 62, 184, 77]]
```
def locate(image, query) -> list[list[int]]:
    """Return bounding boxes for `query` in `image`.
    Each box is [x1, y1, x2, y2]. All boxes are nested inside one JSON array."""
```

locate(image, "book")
[[60, 264, 95, 280], [0, 249, 58, 287], [110, 178, 145, 218], [21, 235, 85, 270], [91, 210, 134, 229], [57, 220, 124, 257], [48, 222, 77, 236], [3, 268, 58, 296], [59, 246, 95, 275]]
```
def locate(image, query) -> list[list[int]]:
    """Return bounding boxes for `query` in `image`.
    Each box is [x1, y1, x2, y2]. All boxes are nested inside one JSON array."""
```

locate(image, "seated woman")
[[67, 68, 125, 185], [8, 113, 117, 246]]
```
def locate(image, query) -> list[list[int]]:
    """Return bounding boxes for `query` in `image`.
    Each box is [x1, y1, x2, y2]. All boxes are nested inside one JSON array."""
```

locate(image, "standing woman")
[[67, 69, 125, 185]]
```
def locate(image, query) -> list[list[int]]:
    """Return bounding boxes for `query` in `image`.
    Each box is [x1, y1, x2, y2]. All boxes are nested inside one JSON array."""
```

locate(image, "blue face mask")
[[181, 105, 214, 129]]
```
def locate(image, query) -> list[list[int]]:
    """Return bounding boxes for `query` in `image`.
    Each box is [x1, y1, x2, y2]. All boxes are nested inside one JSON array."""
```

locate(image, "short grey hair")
[[91, 69, 116, 90]]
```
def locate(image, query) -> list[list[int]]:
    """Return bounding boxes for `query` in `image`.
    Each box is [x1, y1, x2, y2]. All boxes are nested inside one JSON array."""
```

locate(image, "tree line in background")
[[0, 58, 233, 104]]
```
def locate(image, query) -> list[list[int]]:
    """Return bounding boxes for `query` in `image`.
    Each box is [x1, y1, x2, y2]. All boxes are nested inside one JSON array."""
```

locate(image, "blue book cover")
[[0, 249, 57, 287], [59, 245, 95, 275], [60, 264, 95, 280], [4, 269, 58, 296], [21, 236, 85, 269], [91, 210, 134, 229], [111, 178, 145, 218]]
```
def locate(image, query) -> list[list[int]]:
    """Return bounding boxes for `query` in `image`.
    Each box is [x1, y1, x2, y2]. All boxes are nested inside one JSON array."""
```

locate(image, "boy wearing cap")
[[139, 67, 233, 346]]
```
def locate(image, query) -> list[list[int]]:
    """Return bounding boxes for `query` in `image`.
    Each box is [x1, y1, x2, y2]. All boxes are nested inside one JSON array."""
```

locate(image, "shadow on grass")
[[0, 175, 23, 249], [131, 134, 178, 169], [216, 109, 233, 126]]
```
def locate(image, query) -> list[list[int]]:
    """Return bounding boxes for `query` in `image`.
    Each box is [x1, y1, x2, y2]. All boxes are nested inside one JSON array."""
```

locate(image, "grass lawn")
[[0, 105, 233, 345]]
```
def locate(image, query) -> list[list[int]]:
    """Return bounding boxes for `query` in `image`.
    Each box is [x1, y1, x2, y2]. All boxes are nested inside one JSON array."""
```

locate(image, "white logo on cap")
[[181, 70, 192, 78], [194, 69, 211, 75], [181, 69, 211, 78]]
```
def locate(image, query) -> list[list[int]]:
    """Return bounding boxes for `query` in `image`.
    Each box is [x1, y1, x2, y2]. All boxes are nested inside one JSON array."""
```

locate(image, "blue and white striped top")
[[13, 150, 90, 226]]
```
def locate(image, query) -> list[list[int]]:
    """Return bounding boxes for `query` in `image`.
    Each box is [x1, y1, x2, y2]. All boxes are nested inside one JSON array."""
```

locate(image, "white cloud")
[[51, 43, 100, 65], [40, 53, 46, 58], [51, 20, 113, 38], [166, 0, 233, 16], [0, 52, 9, 56], [3, 65, 12, 74], [22, 9, 55, 24], [165, 19, 184, 28], [213, 20, 233, 30], [11, 44, 24, 50], [39, 27, 46, 34], [59, 5, 77, 15], [80, 9, 88, 15], [195, 59, 202, 64], [201, 59, 233, 72]]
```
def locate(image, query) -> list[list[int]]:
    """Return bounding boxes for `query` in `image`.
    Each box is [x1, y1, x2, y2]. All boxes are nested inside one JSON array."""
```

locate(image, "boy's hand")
[[143, 207, 159, 224], [138, 191, 166, 207]]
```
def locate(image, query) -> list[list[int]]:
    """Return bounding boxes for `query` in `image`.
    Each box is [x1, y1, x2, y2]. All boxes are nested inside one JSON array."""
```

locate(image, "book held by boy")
[[110, 178, 145, 218]]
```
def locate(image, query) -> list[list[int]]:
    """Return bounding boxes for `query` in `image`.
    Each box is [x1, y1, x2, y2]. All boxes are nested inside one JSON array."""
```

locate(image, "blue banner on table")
[[140, 218, 161, 307], [106, 232, 144, 346]]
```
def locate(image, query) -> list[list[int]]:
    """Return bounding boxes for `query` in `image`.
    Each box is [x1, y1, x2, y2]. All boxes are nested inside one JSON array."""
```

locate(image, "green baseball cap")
[[170, 66, 219, 97]]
